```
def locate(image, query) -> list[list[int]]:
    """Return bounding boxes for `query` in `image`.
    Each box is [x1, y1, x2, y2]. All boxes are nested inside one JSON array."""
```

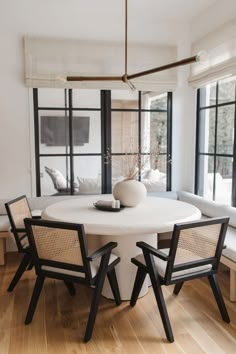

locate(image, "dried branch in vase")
[[104, 145, 162, 180]]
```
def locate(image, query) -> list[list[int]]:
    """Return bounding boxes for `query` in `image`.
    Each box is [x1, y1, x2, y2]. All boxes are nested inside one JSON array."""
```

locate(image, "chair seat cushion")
[[31, 209, 42, 218], [41, 252, 118, 278], [134, 248, 212, 279]]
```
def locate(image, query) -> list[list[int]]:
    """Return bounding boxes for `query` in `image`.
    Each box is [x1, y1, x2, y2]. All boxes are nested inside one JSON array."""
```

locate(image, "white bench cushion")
[[223, 226, 236, 263], [0, 211, 42, 233], [178, 191, 227, 218], [0, 215, 10, 232]]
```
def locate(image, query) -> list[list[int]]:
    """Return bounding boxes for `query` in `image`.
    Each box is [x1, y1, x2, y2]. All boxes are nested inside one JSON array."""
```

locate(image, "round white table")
[[42, 196, 201, 300]]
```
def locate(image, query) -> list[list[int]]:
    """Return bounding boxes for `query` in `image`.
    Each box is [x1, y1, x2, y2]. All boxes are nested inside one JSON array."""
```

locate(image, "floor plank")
[[0, 253, 235, 354]]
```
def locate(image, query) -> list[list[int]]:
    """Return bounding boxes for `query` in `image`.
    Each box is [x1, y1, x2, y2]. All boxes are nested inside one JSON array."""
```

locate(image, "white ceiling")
[[1, 0, 235, 45], [58, 0, 236, 44], [81, 0, 217, 20]]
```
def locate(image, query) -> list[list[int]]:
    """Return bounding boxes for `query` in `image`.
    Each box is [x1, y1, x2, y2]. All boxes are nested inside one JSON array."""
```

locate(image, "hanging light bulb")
[[195, 51, 208, 62]]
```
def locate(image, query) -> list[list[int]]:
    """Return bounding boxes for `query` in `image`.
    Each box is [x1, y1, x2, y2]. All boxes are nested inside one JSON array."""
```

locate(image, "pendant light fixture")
[[66, 0, 206, 88]]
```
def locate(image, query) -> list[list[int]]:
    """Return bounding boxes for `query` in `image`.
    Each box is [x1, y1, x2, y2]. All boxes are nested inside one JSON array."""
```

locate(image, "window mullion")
[[33, 88, 41, 197], [195, 89, 201, 194], [68, 89, 74, 195], [138, 91, 141, 181], [101, 90, 111, 194], [166, 92, 172, 191], [213, 83, 219, 200], [232, 81, 236, 206]]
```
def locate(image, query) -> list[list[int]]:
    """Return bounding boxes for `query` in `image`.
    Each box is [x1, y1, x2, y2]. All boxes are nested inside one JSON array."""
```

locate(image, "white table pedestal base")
[[87, 233, 157, 301]]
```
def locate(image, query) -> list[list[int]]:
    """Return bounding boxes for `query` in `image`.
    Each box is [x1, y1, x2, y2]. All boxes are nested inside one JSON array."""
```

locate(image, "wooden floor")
[[0, 254, 235, 354]]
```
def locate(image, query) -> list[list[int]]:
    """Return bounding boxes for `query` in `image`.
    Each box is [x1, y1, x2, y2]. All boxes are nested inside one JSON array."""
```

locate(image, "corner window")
[[195, 76, 236, 205]]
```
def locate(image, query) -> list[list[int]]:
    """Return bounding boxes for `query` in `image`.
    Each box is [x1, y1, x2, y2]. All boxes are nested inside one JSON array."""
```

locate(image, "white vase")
[[113, 179, 147, 207]]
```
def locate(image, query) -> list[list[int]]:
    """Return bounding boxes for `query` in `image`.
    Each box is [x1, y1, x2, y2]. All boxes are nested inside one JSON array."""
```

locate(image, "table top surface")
[[42, 195, 201, 236]]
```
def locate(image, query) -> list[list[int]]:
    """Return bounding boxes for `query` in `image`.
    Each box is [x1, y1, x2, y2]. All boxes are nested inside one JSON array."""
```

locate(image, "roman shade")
[[24, 36, 178, 92], [189, 19, 236, 87]]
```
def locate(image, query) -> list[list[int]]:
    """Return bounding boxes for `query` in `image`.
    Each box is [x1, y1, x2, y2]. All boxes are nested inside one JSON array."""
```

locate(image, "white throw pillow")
[[77, 177, 101, 194], [142, 178, 166, 192], [45, 167, 67, 189], [141, 168, 151, 179], [146, 169, 161, 181]]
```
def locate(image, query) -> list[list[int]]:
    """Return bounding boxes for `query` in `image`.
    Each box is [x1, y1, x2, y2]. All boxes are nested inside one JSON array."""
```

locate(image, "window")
[[33, 89, 172, 196], [195, 76, 236, 205]]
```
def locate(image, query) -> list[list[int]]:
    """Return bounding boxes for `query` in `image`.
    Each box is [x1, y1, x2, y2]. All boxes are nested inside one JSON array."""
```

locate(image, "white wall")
[[0, 0, 234, 199], [190, 0, 236, 42], [172, 26, 196, 193], [0, 0, 178, 199]]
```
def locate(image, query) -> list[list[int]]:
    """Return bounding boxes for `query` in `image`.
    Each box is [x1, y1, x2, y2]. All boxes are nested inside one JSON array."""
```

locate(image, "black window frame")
[[33, 88, 172, 196], [195, 78, 236, 206]]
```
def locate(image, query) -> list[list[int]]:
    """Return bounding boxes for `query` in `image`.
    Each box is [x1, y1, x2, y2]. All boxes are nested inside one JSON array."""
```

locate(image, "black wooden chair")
[[24, 218, 121, 342], [5, 195, 36, 292], [130, 217, 230, 343]]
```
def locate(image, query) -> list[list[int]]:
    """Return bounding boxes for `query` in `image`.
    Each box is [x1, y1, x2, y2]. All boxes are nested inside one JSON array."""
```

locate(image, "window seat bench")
[[176, 191, 236, 302]]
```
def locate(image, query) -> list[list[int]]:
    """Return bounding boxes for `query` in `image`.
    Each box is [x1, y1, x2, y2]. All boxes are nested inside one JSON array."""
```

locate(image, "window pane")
[[112, 111, 138, 153], [141, 154, 167, 175], [74, 156, 101, 195], [40, 156, 72, 196], [111, 90, 139, 109], [218, 77, 236, 104], [72, 89, 100, 108], [141, 92, 167, 110], [199, 83, 216, 107], [199, 108, 215, 153], [39, 111, 70, 154], [38, 88, 66, 108], [111, 155, 139, 181], [141, 111, 167, 154], [72, 111, 101, 153], [111, 154, 167, 192], [215, 157, 232, 204], [141, 154, 167, 192], [197, 155, 214, 200], [217, 105, 235, 154]]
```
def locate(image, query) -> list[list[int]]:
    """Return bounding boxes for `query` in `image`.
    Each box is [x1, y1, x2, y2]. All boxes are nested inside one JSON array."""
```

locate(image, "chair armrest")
[[87, 242, 117, 261], [136, 241, 171, 261], [32, 215, 41, 219], [12, 228, 26, 233]]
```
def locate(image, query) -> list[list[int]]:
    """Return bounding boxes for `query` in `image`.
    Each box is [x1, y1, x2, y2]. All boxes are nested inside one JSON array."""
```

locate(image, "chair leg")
[[144, 253, 174, 343], [208, 274, 230, 323], [84, 256, 109, 343], [107, 268, 122, 305], [7, 253, 31, 292], [130, 267, 147, 307], [25, 275, 45, 325], [27, 261, 34, 271], [173, 282, 184, 295], [64, 281, 76, 296]]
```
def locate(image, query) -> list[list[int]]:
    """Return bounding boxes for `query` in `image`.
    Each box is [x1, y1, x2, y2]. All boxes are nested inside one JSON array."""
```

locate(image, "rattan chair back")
[[165, 217, 229, 283], [25, 218, 93, 281], [5, 195, 32, 251], [31, 225, 83, 265]]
